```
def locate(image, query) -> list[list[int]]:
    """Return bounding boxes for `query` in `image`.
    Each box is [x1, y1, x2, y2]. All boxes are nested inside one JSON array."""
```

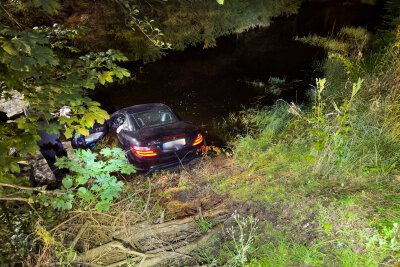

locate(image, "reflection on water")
[[92, 1, 381, 146]]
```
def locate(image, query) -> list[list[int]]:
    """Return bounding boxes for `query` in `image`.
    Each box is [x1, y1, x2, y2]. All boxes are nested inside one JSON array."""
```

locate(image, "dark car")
[[72, 103, 204, 172], [108, 103, 204, 172]]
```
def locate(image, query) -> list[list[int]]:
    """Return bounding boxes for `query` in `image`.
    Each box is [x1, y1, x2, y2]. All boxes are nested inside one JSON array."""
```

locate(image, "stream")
[[92, 0, 382, 146]]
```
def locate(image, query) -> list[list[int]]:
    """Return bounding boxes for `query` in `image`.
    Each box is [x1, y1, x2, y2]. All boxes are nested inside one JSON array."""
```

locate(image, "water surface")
[[92, 1, 381, 145]]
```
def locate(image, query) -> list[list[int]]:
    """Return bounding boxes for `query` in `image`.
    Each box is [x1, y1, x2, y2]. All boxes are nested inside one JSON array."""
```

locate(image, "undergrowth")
[[206, 10, 400, 266]]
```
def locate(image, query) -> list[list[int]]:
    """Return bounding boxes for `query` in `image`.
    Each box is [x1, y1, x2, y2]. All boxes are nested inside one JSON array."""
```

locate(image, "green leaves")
[[1, 30, 58, 74], [113, 67, 131, 79], [0, 17, 132, 214], [62, 175, 73, 189], [49, 192, 74, 210], [32, 0, 61, 14], [0, 120, 40, 180], [98, 71, 113, 85], [0, 24, 129, 146], [31, 46, 58, 66], [2, 41, 19, 56], [79, 49, 130, 86], [53, 148, 135, 212], [77, 187, 95, 202]]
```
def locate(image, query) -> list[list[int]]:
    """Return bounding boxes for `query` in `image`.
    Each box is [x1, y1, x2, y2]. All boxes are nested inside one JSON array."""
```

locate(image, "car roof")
[[114, 103, 171, 115]]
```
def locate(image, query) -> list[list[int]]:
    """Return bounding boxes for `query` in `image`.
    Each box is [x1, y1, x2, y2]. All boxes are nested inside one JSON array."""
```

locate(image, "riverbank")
[[34, 18, 400, 265], [1, 1, 397, 265], [196, 14, 400, 265]]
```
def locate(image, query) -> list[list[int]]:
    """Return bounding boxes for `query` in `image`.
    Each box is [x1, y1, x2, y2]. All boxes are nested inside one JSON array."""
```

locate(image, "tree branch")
[[0, 3, 24, 29], [0, 197, 29, 202], [0, 182, 66, 195], [114, 0, 169, 49]]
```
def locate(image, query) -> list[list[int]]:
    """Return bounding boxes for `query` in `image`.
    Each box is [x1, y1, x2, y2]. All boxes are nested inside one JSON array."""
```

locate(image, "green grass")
[[206, 18, 400, 266]]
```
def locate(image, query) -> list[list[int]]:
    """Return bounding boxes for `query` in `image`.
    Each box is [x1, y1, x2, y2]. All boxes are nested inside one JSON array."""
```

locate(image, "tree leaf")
[[33, 0, 61, 14], [113, 67, 130, 79], [62, 175, 73, 189], [12, 39, 31, 55], [98, 71, 113, 85], [31, 45, 58, 66], [77, 187, 95, 202], [95, 200, 112, 212], [2, 41, 18, 56]]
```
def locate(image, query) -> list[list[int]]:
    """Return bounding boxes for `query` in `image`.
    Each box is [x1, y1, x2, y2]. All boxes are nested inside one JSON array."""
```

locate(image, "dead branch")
[[0, 182, 66, 195], [0, 3, 24, 29], [0, 197, 29, 202], [70, 221, 91, 249], [198, 204, 204, 221], [159, 209, 165, 224]]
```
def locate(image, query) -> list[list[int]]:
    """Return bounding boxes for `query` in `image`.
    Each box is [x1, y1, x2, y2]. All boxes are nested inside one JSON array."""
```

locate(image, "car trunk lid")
[[135, 121, 197, 152]]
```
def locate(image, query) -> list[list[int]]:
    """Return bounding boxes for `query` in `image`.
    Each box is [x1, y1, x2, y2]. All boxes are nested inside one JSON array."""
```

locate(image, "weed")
[[194, 217, 215, 232], [192, 247, 218, 266], [225, 211, 259, 266], [367, 222, 400, 254], [35, 222, 76, 266], [250, 228, 325, 266]]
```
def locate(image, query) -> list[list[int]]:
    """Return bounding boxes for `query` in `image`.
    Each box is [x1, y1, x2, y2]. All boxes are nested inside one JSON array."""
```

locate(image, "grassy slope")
[[57, 10, 399, 267], [185, 18, 400, 266]]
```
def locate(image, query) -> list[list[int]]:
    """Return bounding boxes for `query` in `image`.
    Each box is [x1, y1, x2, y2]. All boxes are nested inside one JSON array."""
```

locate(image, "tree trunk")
[[76, 206, 229, 266]]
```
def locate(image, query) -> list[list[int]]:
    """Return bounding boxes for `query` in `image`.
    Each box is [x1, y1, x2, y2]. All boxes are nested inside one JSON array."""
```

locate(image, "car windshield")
[[131, 109, 177, 128]]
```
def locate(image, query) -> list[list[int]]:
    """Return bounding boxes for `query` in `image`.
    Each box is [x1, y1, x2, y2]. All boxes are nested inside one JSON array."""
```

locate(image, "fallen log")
[[76, 205, 229, 266]]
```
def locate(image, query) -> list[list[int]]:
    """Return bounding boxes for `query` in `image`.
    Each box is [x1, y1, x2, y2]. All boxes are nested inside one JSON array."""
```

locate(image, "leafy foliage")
[[61, 0, 302, 61], [0, 121, 40, 182], [367, 222, 400, 254], [54, 148, 135, 212], [32, 0, 61, 15], [0, 3, 130, 182]]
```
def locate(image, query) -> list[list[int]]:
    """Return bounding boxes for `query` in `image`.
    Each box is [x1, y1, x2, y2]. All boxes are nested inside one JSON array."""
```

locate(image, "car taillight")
[[131, 146, 157, 157], [192, 133, 203, 146]]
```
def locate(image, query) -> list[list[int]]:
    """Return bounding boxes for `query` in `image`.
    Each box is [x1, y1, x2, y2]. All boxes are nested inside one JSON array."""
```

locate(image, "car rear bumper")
[[127, 145, 202, 172]]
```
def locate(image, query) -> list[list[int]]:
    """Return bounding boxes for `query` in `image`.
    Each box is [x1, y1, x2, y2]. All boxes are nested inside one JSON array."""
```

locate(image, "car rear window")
[[131, 109, 177, 128]]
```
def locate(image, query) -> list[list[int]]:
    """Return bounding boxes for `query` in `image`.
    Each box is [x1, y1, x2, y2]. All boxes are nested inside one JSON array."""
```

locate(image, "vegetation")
[[1, 0, 302, 61], [202, 6, 400, 265], [1, 0, 399, 266]]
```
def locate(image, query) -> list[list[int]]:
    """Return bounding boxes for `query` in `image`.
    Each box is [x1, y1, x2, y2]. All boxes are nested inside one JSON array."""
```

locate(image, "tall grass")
[[234, 103, 293, 163], [222, 19, 400, 266]]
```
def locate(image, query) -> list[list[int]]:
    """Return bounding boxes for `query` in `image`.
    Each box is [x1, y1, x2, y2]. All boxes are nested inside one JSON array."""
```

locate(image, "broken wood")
[[71, 221, 91, 249], [75, 205, 229, 266]]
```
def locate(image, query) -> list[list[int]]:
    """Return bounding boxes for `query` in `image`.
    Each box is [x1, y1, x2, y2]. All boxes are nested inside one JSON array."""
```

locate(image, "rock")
[[0, 90, 27, 118], [28, 151, 57, 186]]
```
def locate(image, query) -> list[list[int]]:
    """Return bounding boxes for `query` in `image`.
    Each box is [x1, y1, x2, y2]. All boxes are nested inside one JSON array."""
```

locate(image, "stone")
[[28, 151, 57, 186], [0, 90, 27, 118]]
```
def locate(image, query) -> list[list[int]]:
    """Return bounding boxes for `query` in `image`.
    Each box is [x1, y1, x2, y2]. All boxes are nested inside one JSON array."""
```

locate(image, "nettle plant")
[[49, 148, 135, 212]]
